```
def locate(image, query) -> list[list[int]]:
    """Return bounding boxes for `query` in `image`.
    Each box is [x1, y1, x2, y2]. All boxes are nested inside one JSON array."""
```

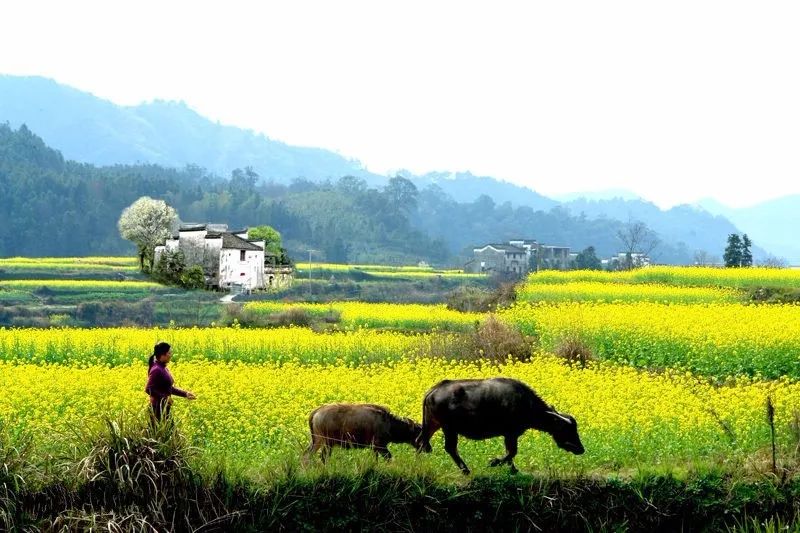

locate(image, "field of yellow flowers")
[[517, 281, 740, 304], [2, 355, 797, 476], [3, 264, 800, 482], [502, 301, 800, 379], [0, 256, 138, 271], [526, 266, 800, 290], [243, 301, 483, 331]]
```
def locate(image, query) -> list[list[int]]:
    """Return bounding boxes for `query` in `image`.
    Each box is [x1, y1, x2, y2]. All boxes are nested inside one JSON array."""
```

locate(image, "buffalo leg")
[[374, 445, 392, 461], [489, 435, 519, 473], [417, 418, 441, 453], [320, 444, 332, 464], [505, 435, 520, 474], [443, 429, 470, 475], [302, 435, 323, 466]]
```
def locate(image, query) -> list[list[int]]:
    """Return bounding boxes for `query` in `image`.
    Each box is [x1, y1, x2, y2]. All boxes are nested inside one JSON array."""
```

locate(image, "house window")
[[240, 250, 246, 261]]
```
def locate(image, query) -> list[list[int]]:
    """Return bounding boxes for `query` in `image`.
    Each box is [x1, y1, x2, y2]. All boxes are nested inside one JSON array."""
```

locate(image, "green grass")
[[5, 412, 799, 533]]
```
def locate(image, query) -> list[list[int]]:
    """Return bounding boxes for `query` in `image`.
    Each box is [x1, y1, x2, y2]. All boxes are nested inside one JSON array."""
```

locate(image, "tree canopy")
[[574, 246, 602, 270], [118, 196, 178, 270], [0, 123, 698, 266]]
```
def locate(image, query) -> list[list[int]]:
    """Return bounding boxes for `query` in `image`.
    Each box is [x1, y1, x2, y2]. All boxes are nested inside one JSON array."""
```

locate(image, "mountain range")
[[1, 74, 794, 263]]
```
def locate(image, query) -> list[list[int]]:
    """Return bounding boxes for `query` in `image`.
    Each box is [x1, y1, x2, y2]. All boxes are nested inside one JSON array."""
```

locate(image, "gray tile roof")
[[179, 223, 229, 232], [221, 233, 263, 251], [481, 244, 526, 253]]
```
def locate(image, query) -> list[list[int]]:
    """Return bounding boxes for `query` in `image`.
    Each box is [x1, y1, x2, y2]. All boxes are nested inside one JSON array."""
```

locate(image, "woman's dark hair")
[[148, 342, 171, 371]]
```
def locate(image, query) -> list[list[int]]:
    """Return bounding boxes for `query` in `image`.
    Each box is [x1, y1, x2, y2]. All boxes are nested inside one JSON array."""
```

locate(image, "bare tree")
[[616, 219, 660, 270], [693, 249, 720, 267], [758, 255, 788, 269]]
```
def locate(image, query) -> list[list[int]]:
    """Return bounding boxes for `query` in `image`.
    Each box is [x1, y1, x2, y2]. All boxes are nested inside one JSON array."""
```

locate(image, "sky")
[[1, 0, 799, 209]]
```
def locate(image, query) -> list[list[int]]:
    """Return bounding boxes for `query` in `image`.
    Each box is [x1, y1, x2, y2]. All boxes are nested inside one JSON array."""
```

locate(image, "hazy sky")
[[1, 0, 799, 208]]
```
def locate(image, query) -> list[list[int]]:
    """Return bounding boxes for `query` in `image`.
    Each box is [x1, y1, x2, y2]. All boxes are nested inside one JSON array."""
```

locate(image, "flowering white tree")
[[118, 197, 178, 271]]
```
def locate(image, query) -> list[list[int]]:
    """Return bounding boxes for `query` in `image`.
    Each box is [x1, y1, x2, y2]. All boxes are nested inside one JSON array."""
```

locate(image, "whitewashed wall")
[[218, 248, 265, 290]]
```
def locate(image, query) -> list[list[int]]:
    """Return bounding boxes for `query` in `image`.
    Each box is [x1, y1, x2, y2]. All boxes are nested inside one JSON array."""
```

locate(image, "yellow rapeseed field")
[[0, 326, 432, 365], [527, 266, 800, 289], [243, 302, 483, 330], [502, 302, 800, 378], [1, 356, 796, 475], [517, 281, 740, 304], [0, 279, 161, 289], [0, 256, 136, 266], [0, 256, 139, 270]]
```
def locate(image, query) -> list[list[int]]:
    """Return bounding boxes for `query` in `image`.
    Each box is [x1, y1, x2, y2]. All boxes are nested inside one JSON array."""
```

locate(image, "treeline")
[[0, 124, 692, 264]]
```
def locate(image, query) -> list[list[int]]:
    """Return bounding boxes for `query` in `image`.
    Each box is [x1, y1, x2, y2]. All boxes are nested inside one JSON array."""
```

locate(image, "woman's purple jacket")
[[145, 361, 188, 404]]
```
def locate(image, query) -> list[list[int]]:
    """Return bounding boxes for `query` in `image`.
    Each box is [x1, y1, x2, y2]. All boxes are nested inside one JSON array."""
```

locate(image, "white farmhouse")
[[155, 223, 267, 291]]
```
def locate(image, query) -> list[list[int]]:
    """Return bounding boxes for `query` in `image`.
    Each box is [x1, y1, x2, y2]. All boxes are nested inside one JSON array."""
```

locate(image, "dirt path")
[[220, 293, 238, 303]]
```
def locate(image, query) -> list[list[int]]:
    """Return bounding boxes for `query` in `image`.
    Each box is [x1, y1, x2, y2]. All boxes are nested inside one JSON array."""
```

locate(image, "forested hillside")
[[0, 124, 703, 264], [560, 197, 768, 261], [1, 75, 768, 263]]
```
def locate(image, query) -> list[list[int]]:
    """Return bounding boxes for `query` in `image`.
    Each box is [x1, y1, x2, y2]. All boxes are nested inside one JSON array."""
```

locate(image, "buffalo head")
[[545, 411, 585, 455]]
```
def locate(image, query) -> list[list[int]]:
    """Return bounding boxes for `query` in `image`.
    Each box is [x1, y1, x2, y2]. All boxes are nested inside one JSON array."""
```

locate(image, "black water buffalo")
[[303, 403, 423, 463], [416, 377, 584, 474]]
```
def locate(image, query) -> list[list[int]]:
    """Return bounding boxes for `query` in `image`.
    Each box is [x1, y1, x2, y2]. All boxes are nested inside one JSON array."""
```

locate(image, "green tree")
[[385, 176, 419, 214], [325, 237, 349, 263], [152, 249, 186, 285], [179, 266, 206, 289], [741, 234, 753, 267], [723, 234, 743, 267], [336, 175, 368, 195], [118, 196, 178, 271], [228, 167, 258, 200], [575, 246, 602, 270], [249, 225, 283, 254]]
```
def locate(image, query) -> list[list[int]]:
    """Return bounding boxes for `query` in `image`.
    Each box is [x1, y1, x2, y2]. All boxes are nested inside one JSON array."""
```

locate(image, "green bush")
[[180, 266, 205, 290]]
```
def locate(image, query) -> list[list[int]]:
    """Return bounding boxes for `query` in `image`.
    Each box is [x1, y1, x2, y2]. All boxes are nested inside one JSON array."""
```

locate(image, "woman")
[[145, 342, 196, 422]]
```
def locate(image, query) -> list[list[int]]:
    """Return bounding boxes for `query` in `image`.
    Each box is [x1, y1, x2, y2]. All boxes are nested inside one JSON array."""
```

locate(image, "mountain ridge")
[[2, 74, 792, 262]]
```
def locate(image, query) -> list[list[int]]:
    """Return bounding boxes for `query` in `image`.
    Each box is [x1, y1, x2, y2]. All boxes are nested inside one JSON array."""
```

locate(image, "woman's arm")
[[172, 386, 197, 400]]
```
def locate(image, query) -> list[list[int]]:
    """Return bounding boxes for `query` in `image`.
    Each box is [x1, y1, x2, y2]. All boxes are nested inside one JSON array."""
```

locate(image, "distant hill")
[[698, 197, 800, 264], [1, 74, 782, 263], [553, 188, 642, 202], [400, 170, 557, 212], [559, 197, 769, 262], [0, 75, 379, 184]]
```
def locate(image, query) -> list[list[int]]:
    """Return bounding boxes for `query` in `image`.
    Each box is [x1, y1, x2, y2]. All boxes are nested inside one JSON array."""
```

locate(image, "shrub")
[[447, 282, 517, 313], [554, 333, 595, 368], [269, 307, 313, 327], [749, 287, 800, 304], [75, 300, 156, 326], [420, 315, 536, 364], [180, 266, 206, 290], [468, 315, 534, 363], [153, 250, 205, 289]]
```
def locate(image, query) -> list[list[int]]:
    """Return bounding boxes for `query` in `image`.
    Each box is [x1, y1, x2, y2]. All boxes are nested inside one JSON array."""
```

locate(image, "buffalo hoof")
[[460, 467, 471, 475], [489, 458, 504, 467], [509, 464, 519, 474]]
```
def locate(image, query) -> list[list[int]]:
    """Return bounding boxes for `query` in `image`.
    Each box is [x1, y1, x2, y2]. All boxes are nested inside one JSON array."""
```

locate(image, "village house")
[[466, 239, 572, 274], [467, 243, 529, 275], [606, 252, 652, 270], [154, 223, 291, 291]]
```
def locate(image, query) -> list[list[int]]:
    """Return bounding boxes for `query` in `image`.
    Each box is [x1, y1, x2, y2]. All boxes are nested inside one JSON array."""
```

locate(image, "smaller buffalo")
[[303, 403, 423, 463], [416, 377, 584, 474]]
